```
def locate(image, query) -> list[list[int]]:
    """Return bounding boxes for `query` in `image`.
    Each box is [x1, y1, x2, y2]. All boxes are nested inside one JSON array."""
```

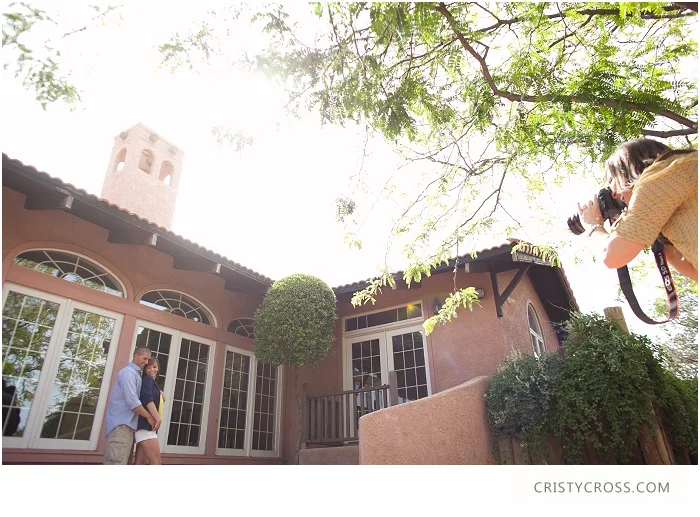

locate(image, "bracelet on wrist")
[[587, 223, 605, 236]]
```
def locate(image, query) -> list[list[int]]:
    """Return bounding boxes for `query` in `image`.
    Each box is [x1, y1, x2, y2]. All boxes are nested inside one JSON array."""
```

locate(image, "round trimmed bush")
[[254, 274, 337, 367]]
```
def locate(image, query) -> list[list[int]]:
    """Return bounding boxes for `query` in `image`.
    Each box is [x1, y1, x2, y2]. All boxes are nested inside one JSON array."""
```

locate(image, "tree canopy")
[[159, 3, 697, 297], [4, 2, 697, 321]]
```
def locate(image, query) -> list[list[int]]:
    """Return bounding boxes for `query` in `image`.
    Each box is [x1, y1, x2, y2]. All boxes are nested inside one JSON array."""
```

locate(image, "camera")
[[567, 187, 626, 235]]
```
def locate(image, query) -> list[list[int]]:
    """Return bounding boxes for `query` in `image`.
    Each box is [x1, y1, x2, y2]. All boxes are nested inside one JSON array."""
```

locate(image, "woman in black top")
[[134, 357, 163, 465]]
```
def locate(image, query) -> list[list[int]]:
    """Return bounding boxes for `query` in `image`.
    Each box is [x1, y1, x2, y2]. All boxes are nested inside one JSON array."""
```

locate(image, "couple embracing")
[[103, 346, 165, 465]]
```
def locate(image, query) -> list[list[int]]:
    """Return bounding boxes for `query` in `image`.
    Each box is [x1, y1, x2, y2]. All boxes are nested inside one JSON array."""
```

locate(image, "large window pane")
[[167, 338, 209, 448], [40, 309, 115, 441], [134, 326, 172, 387], [217, 350, 251, 450], [2, 292, 60, 437]]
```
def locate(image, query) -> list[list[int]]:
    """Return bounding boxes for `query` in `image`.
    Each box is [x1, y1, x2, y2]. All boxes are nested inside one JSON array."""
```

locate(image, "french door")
[[343, 324, 432, 405], [2, 283, 121, 450], [130, 320, 215, 455]]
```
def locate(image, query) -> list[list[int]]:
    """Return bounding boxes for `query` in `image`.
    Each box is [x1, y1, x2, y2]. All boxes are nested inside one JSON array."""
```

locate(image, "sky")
[[0, 1, 673, 339]]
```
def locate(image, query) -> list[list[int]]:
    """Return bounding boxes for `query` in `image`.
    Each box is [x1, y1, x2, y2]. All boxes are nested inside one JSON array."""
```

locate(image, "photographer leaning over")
[[577, 138, 697, 282]]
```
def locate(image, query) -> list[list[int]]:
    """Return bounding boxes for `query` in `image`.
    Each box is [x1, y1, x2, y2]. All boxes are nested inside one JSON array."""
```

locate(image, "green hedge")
[[485, 312, 698, 464]]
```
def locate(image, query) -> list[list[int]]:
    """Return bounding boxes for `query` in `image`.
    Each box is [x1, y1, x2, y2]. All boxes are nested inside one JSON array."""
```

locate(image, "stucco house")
[[1, 124, 578, 465]]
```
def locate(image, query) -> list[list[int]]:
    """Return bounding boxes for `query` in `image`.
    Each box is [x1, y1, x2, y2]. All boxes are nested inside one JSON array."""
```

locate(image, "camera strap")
[[616, 238, 679, 324]]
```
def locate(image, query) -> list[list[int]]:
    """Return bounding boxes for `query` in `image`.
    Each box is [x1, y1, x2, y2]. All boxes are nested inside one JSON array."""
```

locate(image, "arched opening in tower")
[[138, 149, 154, 174], [159, 161, 174, 186], [114, 148, 127, 172]]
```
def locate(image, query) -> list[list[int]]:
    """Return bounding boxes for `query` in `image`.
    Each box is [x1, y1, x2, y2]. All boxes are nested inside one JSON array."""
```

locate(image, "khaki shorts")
[[103, 425, 135, 465]]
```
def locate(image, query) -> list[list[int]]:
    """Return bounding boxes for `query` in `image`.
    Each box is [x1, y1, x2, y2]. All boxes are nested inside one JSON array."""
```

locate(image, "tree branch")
[[641, 128, 699, 137], [474, 4, 695, 33], [436, 3, 698, 131]]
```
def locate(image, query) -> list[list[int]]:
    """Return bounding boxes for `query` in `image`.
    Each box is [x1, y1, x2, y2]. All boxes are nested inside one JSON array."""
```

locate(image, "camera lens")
[[567, 214, 585, 235]]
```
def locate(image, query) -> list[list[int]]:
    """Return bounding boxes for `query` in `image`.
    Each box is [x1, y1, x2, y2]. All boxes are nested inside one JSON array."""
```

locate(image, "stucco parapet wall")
[[359, 376, 496, 465]]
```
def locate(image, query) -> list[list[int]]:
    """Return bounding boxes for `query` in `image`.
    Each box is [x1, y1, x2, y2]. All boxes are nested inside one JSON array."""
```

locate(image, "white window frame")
[[250, 360, 283, 458], [2, 283, 122, 451], [130, 320, 215, 455], [215, 344, 283, 458], [528, 304, 545, 357], [342, 324, 431, 397], [342, 300, 424, 337]]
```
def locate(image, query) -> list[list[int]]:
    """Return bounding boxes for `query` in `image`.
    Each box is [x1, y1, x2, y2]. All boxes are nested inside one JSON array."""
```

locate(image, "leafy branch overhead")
[[2, 2, 121, 109], [234, 2, 697, 291]]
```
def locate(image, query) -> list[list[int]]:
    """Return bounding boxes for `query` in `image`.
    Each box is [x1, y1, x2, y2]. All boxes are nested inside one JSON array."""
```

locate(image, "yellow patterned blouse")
[[613, 151, 698, 271]]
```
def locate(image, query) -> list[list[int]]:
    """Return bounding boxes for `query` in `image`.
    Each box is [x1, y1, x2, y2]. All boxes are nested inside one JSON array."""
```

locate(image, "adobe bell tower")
[[101, 123, 184, 229]]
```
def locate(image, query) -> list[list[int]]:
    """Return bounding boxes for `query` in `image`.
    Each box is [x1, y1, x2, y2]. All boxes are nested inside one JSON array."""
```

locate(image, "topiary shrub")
[[253, 273, 337, 464], [254, 273, 337, 367]]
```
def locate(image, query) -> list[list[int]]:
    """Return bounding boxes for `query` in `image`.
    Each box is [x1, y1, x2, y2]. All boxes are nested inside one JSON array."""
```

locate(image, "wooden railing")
[[303, 371, 398, 445]]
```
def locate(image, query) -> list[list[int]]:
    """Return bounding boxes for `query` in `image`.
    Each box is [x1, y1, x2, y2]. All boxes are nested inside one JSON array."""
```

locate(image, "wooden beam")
[[107, 230, 158, 246], [24, 192, 73, 211], [394, 276, 421, 290], [490, 265, 532, 318], [490, 268, 502, 318], [463, 261, 492, 274], [498, 265, 531, 304], [172, 257, 221, 273]]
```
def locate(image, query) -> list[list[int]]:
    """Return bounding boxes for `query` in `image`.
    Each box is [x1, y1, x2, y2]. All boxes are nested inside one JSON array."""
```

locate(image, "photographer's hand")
[[577, 199, 604, 231]]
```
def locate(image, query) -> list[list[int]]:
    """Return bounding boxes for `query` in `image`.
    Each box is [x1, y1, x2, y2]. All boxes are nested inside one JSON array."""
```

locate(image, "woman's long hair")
[[605, 138, 695, 189]]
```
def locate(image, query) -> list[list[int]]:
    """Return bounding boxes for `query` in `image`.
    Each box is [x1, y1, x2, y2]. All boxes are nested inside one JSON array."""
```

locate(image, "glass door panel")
[[2, 291, 61, 438], [218, 350, 251, 451], [167, 338, 210, 448], [387, 327, 430, 404], [39, 308, 116, 442], [351, 337, 383, 390], [344, 332, 387, 435], [252, 362, 277, 452]]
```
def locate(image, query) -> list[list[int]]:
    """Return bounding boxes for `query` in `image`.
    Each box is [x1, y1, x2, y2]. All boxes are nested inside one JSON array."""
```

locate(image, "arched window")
[[139, 290, 214, 326], [227, 318, 254, 339], [528, 304, 545, 356], [138, 149, 154, 174], [114, 148, 127, 172], [159, 161, 174, 186], [13, 250, 124, 297]]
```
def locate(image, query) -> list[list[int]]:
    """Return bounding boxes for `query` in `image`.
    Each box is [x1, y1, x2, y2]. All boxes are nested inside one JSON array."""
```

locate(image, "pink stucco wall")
[[2, 187, 285, 465], [359, 376, 495, 464], [4, 183, 566, 466]]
